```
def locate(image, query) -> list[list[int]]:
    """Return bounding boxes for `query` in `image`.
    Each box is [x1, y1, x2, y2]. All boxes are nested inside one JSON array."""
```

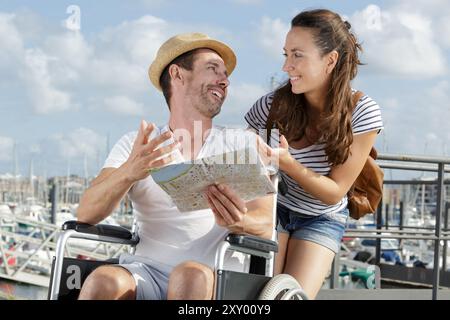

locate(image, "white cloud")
[[427, 80, 449, 103], [255, 1, 449, 78], [0, 14, 24, 72], [0, 13, 22, 50], [43, 31, 92, 77], [437, 18, 450, 48], [98, 16, 167, 65], [51, 128, 106, 160], [0, 136, 14, 162], [379, 80, 450, 157], [389, 0, 450, 49], [87, 15, 170, 94], [23, 48, 72, 114], [256, 16, 289, 59], [0, 10, 237, 121], [0, 12, 170, 116], [350, 0, 450, 160], [104, 95, 145, 116], [89, 59, 149, 94], [219, 82, 266, 123], [228, 82, 266, 107], [351, 4, 447, 78], [0, 13, 73, 114]]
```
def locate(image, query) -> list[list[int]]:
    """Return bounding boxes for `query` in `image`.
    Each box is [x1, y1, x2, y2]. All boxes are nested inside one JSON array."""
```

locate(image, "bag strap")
[[352, 90, 364, 109], [265, 105, 276, 146], [352, 90, 378, 160]]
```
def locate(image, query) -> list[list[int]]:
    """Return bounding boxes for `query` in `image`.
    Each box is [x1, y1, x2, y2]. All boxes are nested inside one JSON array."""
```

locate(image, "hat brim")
[[149, 39, 236, 91]]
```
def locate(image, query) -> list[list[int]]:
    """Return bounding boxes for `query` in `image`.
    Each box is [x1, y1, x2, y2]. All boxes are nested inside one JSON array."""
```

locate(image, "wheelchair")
[[48, 175, 308, 300]]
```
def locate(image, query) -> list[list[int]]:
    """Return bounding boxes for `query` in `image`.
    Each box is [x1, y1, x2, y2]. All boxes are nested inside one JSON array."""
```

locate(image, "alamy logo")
[[65, 5, 81, 31], [66, 265, 81, 290], [163, 122, 281, 167], [365, 5, 382, 31]]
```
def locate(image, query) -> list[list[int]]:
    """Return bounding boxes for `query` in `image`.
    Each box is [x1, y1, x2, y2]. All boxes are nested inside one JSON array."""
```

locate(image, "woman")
[[245, 9, 383, 299]]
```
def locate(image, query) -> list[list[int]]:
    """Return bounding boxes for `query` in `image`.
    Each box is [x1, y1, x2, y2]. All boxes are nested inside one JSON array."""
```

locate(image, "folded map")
[[150, 147, 276, 212]]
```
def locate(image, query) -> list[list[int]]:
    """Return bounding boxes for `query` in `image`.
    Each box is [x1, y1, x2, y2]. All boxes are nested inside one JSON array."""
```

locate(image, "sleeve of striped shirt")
[[352, 94, 384, 135], [244, 92, 274, 130]]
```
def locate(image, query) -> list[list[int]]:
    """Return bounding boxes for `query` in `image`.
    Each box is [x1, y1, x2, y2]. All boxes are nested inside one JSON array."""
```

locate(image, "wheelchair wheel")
[[258, 274, 308, 300]]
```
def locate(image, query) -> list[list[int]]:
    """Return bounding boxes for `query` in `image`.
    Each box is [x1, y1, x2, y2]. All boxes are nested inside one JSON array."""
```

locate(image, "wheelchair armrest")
[[226, 234, 278, 253], [62, 220, 133, 241]]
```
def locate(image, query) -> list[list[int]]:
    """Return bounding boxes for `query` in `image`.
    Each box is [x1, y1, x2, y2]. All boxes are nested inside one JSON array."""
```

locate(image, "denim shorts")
[[276, 204, 349, 253]]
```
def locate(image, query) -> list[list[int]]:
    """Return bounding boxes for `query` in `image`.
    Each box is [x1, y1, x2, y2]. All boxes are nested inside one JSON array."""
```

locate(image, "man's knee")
[[78, 265, 136, 300], [167, 261, 214, 299]]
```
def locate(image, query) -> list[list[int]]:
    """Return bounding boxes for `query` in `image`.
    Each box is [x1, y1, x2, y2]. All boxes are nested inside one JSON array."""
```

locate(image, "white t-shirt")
[[103, 124, 259, 271]]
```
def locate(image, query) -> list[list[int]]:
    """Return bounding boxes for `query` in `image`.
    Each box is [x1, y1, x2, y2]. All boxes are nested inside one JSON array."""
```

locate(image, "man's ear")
[[326, 50, 339, 74], [168, 64, 184, 85]]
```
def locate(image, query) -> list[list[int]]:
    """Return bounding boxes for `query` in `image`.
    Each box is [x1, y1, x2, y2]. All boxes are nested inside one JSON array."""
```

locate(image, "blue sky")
[[0, 0, 449, 178]]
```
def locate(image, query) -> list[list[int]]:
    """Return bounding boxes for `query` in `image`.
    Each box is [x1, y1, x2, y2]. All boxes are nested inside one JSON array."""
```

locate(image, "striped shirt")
[[244, 91, 384, 217]]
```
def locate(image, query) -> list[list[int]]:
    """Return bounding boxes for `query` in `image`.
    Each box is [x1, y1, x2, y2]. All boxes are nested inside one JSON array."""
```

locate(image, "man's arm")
[[205, 184, 274, 239], [77, 167, 135, 225], [77, 121, 179, 225]]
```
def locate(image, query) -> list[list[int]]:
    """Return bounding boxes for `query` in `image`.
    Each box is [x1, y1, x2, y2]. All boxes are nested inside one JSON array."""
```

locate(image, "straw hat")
[[148, 32, 236, 91]]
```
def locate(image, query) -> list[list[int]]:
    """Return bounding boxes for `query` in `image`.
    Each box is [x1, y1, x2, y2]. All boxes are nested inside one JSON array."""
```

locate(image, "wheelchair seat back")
[[48, 256, 118, 300]]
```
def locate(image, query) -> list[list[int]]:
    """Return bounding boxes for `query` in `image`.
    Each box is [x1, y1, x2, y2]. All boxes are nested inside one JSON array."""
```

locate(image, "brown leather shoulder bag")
[[347, 91, 384, 220]]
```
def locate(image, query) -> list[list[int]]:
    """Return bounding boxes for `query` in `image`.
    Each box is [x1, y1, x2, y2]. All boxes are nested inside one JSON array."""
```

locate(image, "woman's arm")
[[263, 131, 377, 205]]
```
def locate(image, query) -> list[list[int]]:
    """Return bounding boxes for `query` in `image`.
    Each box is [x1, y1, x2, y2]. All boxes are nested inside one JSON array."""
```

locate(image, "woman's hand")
[[257, 135, 294, 172]]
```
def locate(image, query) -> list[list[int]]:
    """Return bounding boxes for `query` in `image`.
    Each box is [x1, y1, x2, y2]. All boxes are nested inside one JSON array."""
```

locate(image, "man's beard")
[[192, 85, 224, 119]]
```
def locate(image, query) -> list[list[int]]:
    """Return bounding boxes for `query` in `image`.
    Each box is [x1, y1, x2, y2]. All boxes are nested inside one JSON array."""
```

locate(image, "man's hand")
[[123, 120, 180, 183], [204, 183, 248, 227]]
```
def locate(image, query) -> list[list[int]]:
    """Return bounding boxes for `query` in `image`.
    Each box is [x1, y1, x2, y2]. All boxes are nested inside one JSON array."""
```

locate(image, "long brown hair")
[[271, 9, 363, 166]]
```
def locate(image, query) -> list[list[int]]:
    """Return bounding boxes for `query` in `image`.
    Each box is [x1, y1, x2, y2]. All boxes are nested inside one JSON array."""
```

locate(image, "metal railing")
[[3, 153, 450, 299], [331, 153, 450, 300], [0, 214, 129, 288]]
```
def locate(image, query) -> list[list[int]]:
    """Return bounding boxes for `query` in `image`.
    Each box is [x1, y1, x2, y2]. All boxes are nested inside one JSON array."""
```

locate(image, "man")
[[76, 33, 274, 300]]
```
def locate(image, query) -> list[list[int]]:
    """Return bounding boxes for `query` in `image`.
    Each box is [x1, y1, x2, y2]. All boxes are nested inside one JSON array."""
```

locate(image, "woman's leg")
[[274, 232, 289, 275], [283, 239, 335, 299]]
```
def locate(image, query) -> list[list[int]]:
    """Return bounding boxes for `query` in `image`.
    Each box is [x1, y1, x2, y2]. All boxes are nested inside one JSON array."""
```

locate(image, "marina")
[[1, 152, 450, 300], [0, 0, 449, 303], [0, 173, 134, 299]]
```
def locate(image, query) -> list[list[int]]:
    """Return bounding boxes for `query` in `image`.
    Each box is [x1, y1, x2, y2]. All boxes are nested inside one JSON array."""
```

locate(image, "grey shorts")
[[118, 253, 172, 300]]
